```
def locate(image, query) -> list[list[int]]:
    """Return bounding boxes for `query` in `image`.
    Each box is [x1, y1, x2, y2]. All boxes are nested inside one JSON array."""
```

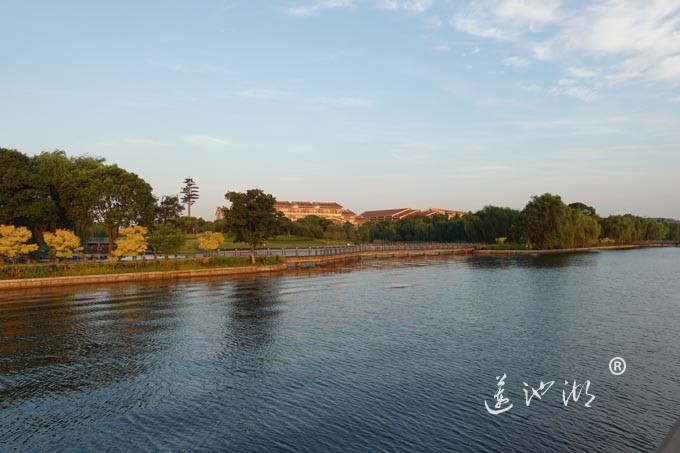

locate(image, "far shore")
[[0, 243, 674, 290]]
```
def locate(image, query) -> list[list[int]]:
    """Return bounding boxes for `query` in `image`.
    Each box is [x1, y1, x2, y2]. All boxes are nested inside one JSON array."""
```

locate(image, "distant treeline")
[[2, 148, 677, 252], [277, 194, 679, 248]]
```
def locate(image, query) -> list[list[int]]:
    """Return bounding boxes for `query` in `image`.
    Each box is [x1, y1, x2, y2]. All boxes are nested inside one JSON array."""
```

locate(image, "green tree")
[[148, 223, 186, 260], [463, 206, 520, 243], [519, 193, 571, 249], [0, 148, 59, 241], [601, 214, 644, 244], [222, 189, 278, 264], [156, 195, 184, 224], [645, 219, 669, 241], [372, 220, 397, 242], [568, 202, 598, 218], [63, 164, 156, 257]]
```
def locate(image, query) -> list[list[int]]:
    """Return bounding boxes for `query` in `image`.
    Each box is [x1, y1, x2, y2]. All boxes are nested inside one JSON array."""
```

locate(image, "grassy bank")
[[180, 235, 351, 254], [0, 256, 282, 280], [475, 242, 623, 251]]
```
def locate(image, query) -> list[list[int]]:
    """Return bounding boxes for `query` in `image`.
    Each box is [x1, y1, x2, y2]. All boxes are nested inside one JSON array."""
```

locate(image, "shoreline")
[[0, 244, 672, 290], [472, 244, 642, 255]]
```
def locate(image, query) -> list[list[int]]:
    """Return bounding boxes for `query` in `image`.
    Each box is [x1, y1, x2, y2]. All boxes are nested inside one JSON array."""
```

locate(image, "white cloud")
[[310, 96, 374, 108], [550, 85, 598, 102], [503, 56, 531, 67], [452, 16, 516, 40], [452, 0, 563, 41], [567, 66, 599, 78], [123, 138, 166, 146], [649, 55, 680, 81], [287, 0, 356, 16], [381, 0, 434, 13], [517, 81, 542, 93], [148, 60, 231, 75], [453, 0, 680, 90], [236, 89, 292, 100], [182, 135, 234, 148]]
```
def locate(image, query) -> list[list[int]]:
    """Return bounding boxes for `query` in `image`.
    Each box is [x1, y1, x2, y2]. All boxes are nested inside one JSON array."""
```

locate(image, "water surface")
[[1, 248, 679, 452]]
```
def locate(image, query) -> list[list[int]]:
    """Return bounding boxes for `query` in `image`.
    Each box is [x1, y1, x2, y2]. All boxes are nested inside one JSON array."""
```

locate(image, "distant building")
[[420, 208, 467, 219], [274, 201, 359, 225], [358, 207, 466, 224], [215, 201, 357, 224], [358, 208, 419, 223]]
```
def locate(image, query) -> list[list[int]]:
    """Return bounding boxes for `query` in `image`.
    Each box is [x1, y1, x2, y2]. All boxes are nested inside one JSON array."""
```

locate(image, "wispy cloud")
[[236, 89, 292, 100], [380, 0, 434, 13], [310, 96, 374, 108], [503, 56, 531, 68], [234, 88, 374, 108], [567, 66, 599, 79], [123, 138, 167, 146], [148, 60, 231, 75], [453, 0, 680, 87], [182, 135, 234, 148], [287, 0, 356, 16], [549, 85, 598, 102], [452, 0, 563, 40]]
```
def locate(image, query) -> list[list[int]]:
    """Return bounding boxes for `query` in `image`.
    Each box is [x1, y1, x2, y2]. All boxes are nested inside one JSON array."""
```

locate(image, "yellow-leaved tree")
[[114, 226, 149, 265], [0, 225, 39, 264], [43, 229, 83, 261], [198, 231, 224, 256]]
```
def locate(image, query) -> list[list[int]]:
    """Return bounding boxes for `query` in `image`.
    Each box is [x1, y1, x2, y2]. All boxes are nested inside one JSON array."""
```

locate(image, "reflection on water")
[[0, 249, 679, 452]]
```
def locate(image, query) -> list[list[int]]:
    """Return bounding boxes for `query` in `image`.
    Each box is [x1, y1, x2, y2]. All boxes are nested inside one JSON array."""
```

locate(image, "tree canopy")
[[222, 189, 278, 264]]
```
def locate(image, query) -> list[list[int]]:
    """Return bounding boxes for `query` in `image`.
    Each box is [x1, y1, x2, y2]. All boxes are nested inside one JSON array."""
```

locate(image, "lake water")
[[1, 248, 679, 452]]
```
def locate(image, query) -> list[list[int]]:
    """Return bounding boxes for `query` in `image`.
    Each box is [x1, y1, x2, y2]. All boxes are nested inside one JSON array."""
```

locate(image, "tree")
[[197, 231, 224, 256], [645, 219, 669, 241], [569, 209, 601, 247], [43, 229, 83, 261], [463, 206, 521, 243], [0, 148, 59, 240], [568, 202, 597, 218], [0, 225, 39, 264], [114, 226, 149, 264], [156, 195, 184, 224], [148, 223, 186, 260], [222, 189, 278, 264], [64, 164, 156, 257], [519, 194, 571, 249], [601, 215, 644, 244], [181, 177, 199, 218]]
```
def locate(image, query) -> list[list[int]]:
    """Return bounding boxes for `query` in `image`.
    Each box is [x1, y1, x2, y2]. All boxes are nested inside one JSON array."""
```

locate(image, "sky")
[[2, 0, 680, 219]]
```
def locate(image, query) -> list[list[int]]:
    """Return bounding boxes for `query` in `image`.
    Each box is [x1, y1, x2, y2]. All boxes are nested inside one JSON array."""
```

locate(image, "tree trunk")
[[106, 225, 115, 259], [250, 243, 256, 265]]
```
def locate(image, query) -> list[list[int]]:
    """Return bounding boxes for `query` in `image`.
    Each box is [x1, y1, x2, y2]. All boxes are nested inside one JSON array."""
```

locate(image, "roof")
[[275, 200, 344, 209], [359, 208, 415, 218]]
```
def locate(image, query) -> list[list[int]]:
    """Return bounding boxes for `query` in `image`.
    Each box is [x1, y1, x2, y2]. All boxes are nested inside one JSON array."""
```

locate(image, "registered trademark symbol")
[[609, 357, 626, 376]]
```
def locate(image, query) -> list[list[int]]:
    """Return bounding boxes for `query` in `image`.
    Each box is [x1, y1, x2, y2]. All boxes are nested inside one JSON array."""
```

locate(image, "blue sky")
[[2, 0, 680, 219]]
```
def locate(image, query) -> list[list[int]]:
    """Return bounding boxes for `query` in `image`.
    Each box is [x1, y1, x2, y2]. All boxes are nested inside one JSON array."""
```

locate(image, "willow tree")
[[222, 189, 277, 264]]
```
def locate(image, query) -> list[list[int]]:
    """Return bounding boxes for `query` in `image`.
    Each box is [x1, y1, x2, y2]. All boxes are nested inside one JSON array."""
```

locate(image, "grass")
[[476, 242, 624, 251], [180, 235, 351, 253], [0, 256, 282, 280]]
